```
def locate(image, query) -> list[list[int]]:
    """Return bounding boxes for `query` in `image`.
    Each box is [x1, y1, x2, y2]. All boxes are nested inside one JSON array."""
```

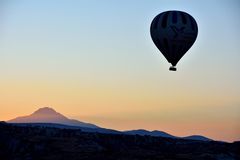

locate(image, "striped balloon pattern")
[[150, 11, 198, 70]]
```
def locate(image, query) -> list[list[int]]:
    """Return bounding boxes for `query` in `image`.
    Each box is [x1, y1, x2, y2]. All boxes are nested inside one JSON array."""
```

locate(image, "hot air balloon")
[[150, 10, 198, 71]]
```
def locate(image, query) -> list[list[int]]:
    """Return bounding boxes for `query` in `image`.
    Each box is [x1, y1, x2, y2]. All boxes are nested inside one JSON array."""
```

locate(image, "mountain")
[[124, 129, 175, 138], [182, 135, 212, 141], [7, 107, 212, 141], [124, 129, 211, 141], [8, 107, 98, 128]]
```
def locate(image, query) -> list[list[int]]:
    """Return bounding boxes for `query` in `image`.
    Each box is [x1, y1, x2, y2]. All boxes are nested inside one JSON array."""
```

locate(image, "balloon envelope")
[[150, 10, 198, 70]]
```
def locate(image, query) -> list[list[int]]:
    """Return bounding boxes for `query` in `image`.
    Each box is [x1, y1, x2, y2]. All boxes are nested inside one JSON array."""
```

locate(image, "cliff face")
[[0, 122, 239, 160]]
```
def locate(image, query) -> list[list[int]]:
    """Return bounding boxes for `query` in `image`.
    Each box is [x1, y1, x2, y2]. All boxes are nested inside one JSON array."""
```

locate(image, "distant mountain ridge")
[[182, 135, 212, 141], [124, 129, 175, 138], [7, 107, 212, 141], [8, 107, 98, 128], [123, 129, 211, 141]]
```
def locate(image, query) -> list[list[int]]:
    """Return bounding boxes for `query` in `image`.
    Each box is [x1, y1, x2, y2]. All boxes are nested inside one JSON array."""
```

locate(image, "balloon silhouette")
[[150, 11, 198, 71]]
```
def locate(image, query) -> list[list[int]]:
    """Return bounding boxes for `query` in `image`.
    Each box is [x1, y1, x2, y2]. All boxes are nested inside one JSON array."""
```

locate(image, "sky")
[[1, 0, 240, 142]]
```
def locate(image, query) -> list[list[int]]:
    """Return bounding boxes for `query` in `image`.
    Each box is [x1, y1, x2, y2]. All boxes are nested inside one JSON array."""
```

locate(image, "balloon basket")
[[169, 66, 177, 71]]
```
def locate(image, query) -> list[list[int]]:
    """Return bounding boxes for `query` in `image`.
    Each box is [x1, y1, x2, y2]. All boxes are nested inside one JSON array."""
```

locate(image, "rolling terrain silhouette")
[[8, 107, 211, 141], [0, 121, 239, 160]]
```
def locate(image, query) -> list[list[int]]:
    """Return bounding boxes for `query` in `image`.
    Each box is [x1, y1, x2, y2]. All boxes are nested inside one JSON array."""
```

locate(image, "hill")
[[0, 122, 239, 160]]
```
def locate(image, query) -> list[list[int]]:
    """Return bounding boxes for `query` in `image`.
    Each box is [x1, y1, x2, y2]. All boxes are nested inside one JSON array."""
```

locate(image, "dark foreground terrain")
[[0, 122, 239, 160]]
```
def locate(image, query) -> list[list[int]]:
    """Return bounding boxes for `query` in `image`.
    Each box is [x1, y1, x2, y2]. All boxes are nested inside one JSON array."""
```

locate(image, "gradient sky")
[[1, 0, 240, 142]]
